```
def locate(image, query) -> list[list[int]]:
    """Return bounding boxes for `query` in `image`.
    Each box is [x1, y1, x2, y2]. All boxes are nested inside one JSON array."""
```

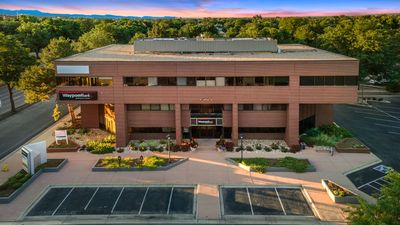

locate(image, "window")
[[150, 104, 160, 111], [225, 77, 235, 86], [334, 76, 345, 85], [148, 77, 158, 86], [242, 77, 255, 86], [216, 77, 225, 86], [344, 76, 358, 85], [274, 77, 289, 86], [315, 76, 325, 85], [205, 77, 216, 86], [300, 76, 314, 86], [132, 127, 175, 133], [239, 104, 254, 111], [325, 76, 335, 85], [255, 77, 264, 86], [124, 77, 148, 86], [239, 127, 286, 133], [177, 77, 187, 86], [126, 104, 141, 111], [270, 104, 287, 110], [56, 77, 113, 86], [158, 77, 177, 86], [187, 77, 196, 86], [141, 104, 150, 111]]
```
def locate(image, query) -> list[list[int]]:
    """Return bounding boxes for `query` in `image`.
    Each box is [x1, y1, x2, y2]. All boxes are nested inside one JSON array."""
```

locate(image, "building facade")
[[55, 39, 359, 148]]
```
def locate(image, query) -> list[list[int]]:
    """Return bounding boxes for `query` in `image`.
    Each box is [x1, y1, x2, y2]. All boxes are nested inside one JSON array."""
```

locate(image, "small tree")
[[348, 170, 400, 225], [0, 32, 34, 112], [52, 104, 61, 121], [73, 27, 115, 52]]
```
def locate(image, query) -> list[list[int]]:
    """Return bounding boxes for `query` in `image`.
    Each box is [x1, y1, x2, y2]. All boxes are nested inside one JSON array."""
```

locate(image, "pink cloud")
[[0, 3, 399, 17]]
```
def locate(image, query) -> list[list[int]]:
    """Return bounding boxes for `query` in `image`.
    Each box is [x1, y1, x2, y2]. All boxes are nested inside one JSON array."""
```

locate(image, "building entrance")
[[191, 126, 222, 138]]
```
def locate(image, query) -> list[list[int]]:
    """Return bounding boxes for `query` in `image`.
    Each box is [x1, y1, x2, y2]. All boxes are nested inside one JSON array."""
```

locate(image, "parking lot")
[[220, 186, 315, 218], [334, 96, 400, 171], [25, 185, 196, 218], [347, 164, 392, 196]]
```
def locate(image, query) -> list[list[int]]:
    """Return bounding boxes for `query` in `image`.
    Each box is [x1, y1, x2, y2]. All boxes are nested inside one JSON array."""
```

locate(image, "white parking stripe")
[[372, 106, 400, 121], [355, 111, 387, 117], [358, 176, 387, 189], [246, 188, 254, 215], [111, 187, 124, 214], [138, 187, 149, 215], [366, 184, 381, 191], [373, 105, 400, 110], [167, 187, 174, 215], [52, 188, 74, 216], [375, 123, 400, 129], [364, 117, 400, 123], [388, 131, 400, 135], [274, 188, 286, 216], [84, 187, 99, 211]]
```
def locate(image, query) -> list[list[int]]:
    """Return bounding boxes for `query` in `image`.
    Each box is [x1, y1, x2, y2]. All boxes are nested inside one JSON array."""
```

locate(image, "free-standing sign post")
[[21, 141, 47, 175], [55, 130, 68, 144]]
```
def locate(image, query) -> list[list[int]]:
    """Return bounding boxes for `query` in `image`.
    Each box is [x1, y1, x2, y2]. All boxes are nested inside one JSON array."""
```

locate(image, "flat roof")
[[57, 44, 357, 62]]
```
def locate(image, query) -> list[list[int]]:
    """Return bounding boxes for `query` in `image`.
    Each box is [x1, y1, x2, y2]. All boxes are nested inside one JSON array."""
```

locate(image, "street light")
[[240, 134, 244, 162], [166, 134, 171, 163]]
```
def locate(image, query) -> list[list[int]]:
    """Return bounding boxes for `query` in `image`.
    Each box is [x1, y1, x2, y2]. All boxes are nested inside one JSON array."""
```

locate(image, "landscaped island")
[[230, 157, 314, 173], [93, 156, 187, 171]]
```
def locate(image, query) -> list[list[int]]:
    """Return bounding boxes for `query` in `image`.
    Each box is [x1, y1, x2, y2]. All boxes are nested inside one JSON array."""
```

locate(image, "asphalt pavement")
[[334, 96, 400, 171], [0, 96, 67, 159], [0, 85, 26, 117]]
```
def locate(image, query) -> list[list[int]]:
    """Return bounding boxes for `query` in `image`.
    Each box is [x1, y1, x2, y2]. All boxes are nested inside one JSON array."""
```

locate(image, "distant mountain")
[[0, 8, 175, 19]]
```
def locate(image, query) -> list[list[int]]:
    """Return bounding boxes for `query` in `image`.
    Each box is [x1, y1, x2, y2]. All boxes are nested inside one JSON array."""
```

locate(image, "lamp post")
[[167, 134, 171, 163], [240, 134, 244, 162]]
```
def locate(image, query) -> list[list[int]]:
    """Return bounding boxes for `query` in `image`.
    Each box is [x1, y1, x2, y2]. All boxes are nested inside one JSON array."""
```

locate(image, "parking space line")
[[111, 187, 124, 214], [166, 187, 174, 215], [373, 105, 400, 110], [366, 184, 381, 191], [245, 188, 254, 216], [379, 178, 390, 184], [358, 176, 387, 189], [274, 188, 286, 216], [52, 188, 74, 216], [138, 187, 149, 215], [354, 111, 388, 117], [375, 123, 400, 129], [84, 187, 99, 211], [388, 131, 400, 135], [372, 106, 400, 121], [364, 117, 400, 123]]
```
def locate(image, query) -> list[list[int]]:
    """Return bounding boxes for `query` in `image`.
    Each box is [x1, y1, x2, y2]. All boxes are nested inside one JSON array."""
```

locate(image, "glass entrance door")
[[191, 126, 222, 138]]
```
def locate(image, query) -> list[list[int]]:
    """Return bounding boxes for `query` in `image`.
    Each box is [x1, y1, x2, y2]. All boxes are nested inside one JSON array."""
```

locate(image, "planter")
[[47, 140, 80, 153], [92, 157, 188, 172], [321, 179, 358, 204], [226, 158, 316, 173], [41, 159, 68, 172], [335, 138, 370, 153], [0, 170, 42, 204]]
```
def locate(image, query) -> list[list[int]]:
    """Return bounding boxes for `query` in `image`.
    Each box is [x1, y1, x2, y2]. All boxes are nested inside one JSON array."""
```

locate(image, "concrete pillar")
[[175, 103, 182, 144], [315, 104, 333, 126], [232, 103, 238, 144], [285, 103, 299, 147], [115, 103, 127, 147]]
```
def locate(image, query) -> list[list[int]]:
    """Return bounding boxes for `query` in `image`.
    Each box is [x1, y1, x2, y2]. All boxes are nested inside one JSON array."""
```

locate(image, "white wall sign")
[[55, 130, 68, 144]]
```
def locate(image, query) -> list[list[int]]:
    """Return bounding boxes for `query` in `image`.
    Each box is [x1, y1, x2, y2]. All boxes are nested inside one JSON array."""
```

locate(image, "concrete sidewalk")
[[0, 115, 380, 224]]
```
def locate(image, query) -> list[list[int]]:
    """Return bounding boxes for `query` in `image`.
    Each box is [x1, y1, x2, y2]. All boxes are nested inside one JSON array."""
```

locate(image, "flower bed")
[[335, 138, 370, 153], [35, 159, 68, 172], [321, 179, 358, 204], [128, 138, 198, 152], [300, 124, 353, 147], [86, 135, 116, 154], [47, 139, 80, 152], [229, 157, 315, 173], [92, 156, 187, 171]]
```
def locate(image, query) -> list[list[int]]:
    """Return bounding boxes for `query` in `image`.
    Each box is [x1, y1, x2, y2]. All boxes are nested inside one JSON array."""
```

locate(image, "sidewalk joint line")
[[111, 187, 124, 214], [84, 187, 99, 211], [138, 187, 149, 215], [275, 188, 286, 216], [167, 187, 174, 215], [246, 187, 254, 216], [52, 187, 74, 216]]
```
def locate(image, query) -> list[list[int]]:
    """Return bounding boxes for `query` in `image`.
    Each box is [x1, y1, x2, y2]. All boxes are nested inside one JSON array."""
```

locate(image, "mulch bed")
[[47, 139, 80, 152]]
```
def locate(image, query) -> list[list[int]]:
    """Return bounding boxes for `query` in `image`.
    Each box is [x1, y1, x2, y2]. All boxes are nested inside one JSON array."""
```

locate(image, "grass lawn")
[[95, 156, 177, 169], [232, 157, 312, 173]]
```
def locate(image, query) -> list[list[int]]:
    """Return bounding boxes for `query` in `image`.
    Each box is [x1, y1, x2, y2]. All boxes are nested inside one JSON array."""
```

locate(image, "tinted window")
[[225, 77, 235, 86], [300, 76, 314, 86], [325, 76, 335, 85], [344, 76, 358, 85], [334, 76, 345, 85], [274, 77, 289, 86], [315, 76, 325, 85]]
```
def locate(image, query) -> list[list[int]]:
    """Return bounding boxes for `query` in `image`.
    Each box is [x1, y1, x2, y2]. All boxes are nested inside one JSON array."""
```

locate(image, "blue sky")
[[1, 0, 399, 17]]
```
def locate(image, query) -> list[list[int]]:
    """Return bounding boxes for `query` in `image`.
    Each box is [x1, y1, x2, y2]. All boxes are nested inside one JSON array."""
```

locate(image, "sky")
[[0, 0, 400, 18]]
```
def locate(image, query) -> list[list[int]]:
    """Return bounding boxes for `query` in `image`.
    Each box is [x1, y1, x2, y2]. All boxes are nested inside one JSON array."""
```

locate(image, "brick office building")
[[55, 38, 358, 147]]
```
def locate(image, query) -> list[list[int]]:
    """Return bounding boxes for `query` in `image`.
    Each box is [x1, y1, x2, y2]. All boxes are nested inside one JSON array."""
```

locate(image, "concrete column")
[[81, 104, 99, 128], [232, 103, 238, 144], [285, 103, 299, 147], [115, 103, 127, 147], [315, 104, 333, 126], [175, 103, 182, 144]]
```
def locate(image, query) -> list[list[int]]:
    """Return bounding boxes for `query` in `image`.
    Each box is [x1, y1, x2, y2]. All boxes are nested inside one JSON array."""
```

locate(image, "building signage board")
[[21, 141, 47, 175], [197, 118, 216, 125], [58, 91, 97, 101], [191, 118, 223, 126]]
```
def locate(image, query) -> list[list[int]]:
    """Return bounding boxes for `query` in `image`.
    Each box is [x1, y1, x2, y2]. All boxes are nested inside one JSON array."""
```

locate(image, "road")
[[0, 85, 26, 116], [0, 96, 68, 159], [334, 96, 400, 171]]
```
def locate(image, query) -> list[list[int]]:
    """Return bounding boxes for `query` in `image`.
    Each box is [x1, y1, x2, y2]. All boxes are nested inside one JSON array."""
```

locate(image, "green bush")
[[66, 128, 75, 135], [319, 124, 352, 138], [233, 158, 269, 173], [77, 128, 89, 135], [146, 140, 159, 149], [305, 128, 320, 137], [302, 133, 341, 147], [255, 143, 262, 150], [86, 140, 115, 154], [278, 157, 309, 173], [0, 170, 32, 195], [138, 142, 148, 151], [386, 80, 400, 93]]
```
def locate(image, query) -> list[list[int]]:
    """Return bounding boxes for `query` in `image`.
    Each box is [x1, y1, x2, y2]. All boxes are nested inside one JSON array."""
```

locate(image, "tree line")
[[0, 14, 400, 112]]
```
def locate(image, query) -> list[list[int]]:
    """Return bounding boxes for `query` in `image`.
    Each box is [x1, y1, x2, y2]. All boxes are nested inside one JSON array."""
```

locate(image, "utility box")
[[21, 141, 47, 175]]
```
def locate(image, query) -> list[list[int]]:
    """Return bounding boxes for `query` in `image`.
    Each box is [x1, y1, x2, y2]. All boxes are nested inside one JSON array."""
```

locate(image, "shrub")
[[216, 138, 225, 147], [246, 146, 253, 151], [270, 142, 280, 150], [142, 156, 168, 168], [138, 142, 148, 151], [386, 80, 400, 93], [278, 157, 309, 173], [77, 128, 89, 135], [11, 182, 22, 189], [305, 128, 320, 137], [179, 142, 190, 152], [0, 170, 32, 196], [159, 139, 167, 144], [87, 140, 115, 154], [225, 142, 234, 152], [116, 148, 124, 153], [319, 124, 352, 138], [255, 143, 262, 150], [103, 135, 116, 144], [264, 146, 272, 152], [66, 128, 75, 135]]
